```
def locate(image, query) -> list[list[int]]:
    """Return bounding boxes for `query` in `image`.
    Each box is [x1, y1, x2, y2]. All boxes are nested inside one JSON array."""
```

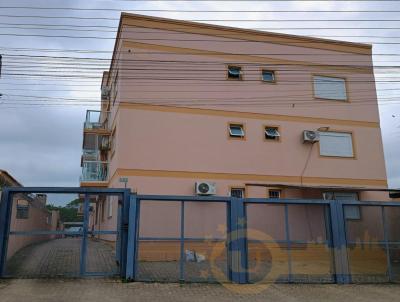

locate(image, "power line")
[[4, 29, 400, 45], [4, 14, 400, 22], [3, 6, 400, 13]]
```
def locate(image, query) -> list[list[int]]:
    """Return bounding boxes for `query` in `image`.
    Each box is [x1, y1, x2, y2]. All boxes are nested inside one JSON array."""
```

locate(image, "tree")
[[46, 198, 82, 223]]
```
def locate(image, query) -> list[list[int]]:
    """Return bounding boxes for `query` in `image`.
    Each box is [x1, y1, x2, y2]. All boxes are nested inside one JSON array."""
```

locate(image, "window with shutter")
[[319, 131, 354, 157], [313, 76, 347, 101]]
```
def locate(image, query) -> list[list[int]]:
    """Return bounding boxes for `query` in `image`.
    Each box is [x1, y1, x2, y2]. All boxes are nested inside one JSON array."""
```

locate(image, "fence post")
[[229, 197, 247, 283], [125, 193, 139, 280], [119, 190, 131, 278], [329, 200, 351, 284], [79, 193, 90, 276], [0, 188, 12, 277]]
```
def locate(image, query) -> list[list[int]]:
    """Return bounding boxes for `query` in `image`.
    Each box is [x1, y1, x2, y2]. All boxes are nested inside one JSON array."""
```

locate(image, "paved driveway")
[[6, 238, 118, 277], [1, 279, 400, 302]]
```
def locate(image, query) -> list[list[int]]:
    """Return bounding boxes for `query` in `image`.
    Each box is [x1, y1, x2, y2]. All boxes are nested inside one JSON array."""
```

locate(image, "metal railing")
[[80, 161, 108, 182], [82, 149, 100, 161], [84, 110, 110, 131]]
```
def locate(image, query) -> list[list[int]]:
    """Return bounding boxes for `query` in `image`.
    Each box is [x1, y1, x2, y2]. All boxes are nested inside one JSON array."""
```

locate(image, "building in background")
[[0, 169, 60, 259], [79, 13, 394, 244]]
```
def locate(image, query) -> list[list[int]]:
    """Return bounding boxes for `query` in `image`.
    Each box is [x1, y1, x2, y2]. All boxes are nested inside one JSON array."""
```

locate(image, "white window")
[[227, 66, 242, 80], [265, 127, 280, 140], [262, 70, 275, 82], [231, 188, 245, 198], [229, 124, 245, 138], [319, 131, 354, 157], [313, 76, 347, 101], [268, 190, 281, 199]]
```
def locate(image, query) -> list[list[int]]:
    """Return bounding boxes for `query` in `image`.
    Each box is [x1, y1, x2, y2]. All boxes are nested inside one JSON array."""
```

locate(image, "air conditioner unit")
[[101, 87, 111, 100], [303, 130, 320, 143], [195, 182, 217, 195]]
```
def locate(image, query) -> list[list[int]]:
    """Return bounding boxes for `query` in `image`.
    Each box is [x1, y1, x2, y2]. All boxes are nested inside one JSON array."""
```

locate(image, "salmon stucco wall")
[[6, 196, 59, 260]]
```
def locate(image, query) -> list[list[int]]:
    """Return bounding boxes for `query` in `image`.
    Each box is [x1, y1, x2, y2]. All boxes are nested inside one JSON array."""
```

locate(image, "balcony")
[[82, 149, 100, 162], [84, 110, 110, 131], [80, 161, 108, 182]]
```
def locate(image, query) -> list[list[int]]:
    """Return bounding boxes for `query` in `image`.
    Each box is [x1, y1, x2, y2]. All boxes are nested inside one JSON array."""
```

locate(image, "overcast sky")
[[0, 0, 399, 191]]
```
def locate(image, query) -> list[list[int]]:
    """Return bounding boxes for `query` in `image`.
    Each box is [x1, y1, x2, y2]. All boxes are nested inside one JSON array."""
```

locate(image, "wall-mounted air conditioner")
[[303, 130, 320, 143], [195, 182, 217, 195]]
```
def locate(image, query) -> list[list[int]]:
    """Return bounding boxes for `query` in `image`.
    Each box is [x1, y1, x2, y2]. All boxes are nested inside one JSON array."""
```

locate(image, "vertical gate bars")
[[382, 206, 392, 282], [2, 190, 400, 283], [0, 187, 130, 278], [0, 188, 11, 277], [80, 193, 90, 275]]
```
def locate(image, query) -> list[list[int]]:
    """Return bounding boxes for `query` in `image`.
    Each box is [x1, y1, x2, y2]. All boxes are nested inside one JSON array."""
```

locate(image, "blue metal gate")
[[0, 187, 130, 278], [1, 188, 399, 283], [123, 195, 339, 283]]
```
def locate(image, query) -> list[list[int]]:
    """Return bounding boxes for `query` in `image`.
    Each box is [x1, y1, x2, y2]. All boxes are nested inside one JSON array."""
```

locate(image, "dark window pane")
[[231, 188, 244, 198], [229, 125, 244, 137], [265, 128, 280, 140], [262, 70, 275, 82], [228, 66, 242, 79]]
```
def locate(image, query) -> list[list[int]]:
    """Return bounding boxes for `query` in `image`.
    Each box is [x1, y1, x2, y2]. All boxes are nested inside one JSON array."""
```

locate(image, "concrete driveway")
[[0, 279, 400, 302]]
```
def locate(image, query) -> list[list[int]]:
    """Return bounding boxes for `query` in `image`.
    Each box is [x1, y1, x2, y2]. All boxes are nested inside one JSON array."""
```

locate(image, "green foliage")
[[46, 198, 82, 223]]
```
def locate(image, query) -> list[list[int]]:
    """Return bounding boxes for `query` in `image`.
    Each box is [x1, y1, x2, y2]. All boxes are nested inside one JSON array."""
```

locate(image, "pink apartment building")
[[80, 13, 395, 245]]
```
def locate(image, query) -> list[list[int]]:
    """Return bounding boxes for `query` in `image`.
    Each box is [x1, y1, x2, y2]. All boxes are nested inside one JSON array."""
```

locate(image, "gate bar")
[[0, 188, 11, 277], [0, 186, 130, 279], [284, 204, 293, 282], [80, 193, 90, 276], [179, 201, 185, 281], [329, 201, 351, 284], [382, 206, 393, 281]]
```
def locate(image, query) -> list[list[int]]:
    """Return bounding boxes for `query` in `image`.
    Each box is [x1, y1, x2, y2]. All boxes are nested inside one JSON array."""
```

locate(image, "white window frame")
[[265, 127, 280, 140], [268, 190, 281, 199], [261, 70, 276, 82], [313, 75, 347, 101], [229, 124, 245, 138], [319, 131, 354, 158]]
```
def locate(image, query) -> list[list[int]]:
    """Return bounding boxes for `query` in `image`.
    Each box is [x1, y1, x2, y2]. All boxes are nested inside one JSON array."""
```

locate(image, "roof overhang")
[[0, 169, 22, 187]]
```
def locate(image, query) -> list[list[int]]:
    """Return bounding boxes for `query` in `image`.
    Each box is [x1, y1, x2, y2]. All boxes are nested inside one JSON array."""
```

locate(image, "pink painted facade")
[[7, 196, 60, 259], [80, 14, 395, 242], [0, 171, 60, 259]]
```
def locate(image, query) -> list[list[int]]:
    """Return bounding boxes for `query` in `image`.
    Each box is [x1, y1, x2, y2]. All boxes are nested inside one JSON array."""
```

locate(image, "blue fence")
[[0, 187, 399, 283]]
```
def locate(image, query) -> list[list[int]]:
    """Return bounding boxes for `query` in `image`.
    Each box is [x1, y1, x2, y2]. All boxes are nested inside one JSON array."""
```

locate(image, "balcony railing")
[[84, 110, 110, 131], [80, 161, 108, 182], [82, 149, 100, 162]]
